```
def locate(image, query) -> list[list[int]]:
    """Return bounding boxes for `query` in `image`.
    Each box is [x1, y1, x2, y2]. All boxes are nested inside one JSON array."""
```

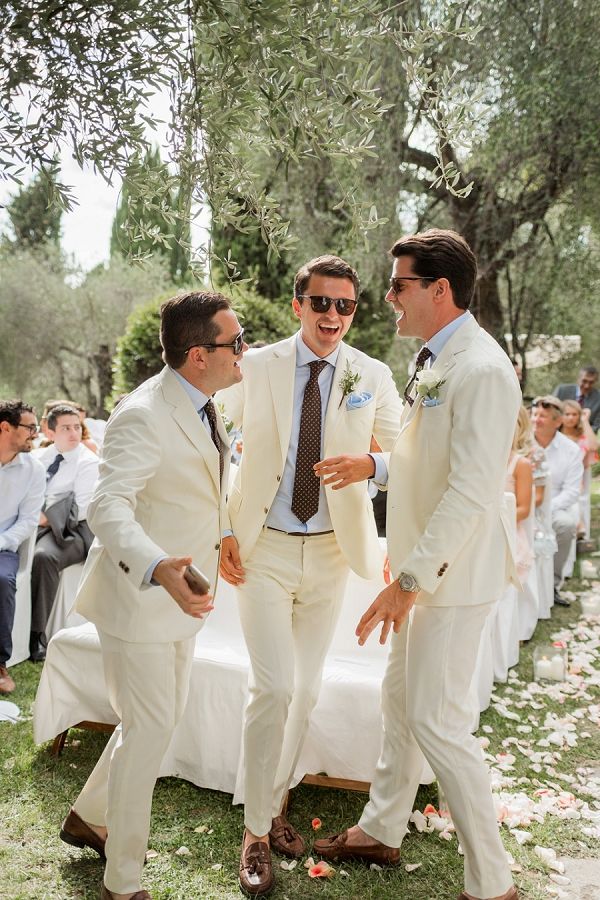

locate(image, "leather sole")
[[238, 876, 274, 897]]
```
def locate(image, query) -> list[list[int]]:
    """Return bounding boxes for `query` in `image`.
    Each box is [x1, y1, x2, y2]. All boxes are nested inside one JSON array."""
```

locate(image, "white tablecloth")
[[33, 541, 435, 793]]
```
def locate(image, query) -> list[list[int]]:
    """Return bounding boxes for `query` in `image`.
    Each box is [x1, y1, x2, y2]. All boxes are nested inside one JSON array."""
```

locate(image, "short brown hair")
[[390, 229, 477, 310], [160, 291, 232, 369], [47, 405, 80, 431], [294, 255, 360, 300]]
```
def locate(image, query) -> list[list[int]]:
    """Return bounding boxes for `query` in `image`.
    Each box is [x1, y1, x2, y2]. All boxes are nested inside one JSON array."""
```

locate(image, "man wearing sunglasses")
[[62, 291, 244, 900], [0, 400, 46, 695], [315, 231, 522, 900], [217, 254, 402, 896]]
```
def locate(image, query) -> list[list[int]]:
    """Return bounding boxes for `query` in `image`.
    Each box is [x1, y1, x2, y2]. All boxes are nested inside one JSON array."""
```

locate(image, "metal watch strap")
[[397, 571, 421, 592]]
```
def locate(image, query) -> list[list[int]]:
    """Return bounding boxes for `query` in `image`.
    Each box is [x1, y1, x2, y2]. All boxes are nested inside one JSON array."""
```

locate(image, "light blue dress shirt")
[[424, 311, 470, 365], [265, 333, 385, 533]]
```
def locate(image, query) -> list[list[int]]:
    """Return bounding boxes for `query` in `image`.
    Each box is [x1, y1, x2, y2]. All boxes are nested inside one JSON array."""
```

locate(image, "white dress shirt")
[[0, 452, 46, 552], [35, 443, 100, 520], [537, 431, 583, 513]]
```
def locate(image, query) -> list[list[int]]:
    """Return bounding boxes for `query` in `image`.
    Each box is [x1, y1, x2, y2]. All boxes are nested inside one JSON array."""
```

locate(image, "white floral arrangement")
[[415, 370, 445, 406]]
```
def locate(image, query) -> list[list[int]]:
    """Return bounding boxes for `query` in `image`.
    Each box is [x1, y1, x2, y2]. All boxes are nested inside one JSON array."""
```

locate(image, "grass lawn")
[[1, 483, 599, 899]]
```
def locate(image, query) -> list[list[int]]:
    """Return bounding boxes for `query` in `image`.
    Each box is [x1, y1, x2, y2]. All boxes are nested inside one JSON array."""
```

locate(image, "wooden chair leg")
[[51, 729, 68, 757]]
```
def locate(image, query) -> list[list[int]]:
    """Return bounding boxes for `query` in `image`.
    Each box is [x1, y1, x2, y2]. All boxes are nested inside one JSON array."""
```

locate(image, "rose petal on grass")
[[369, 863, 383, 871], [194, 825, 209, 834], [405, 863, 422, 872], [175, 846, 191, 856], [423, 803, 437, 816], [304, 857, 315, 869], [549, 874, 570, 885], [339, 869, 350, 877], [308, 861, 334, 878], [145, 850, 159, 860], [311, 817, 322, 830], [210, 863, 223, 871], [280, 859, 298, 871]]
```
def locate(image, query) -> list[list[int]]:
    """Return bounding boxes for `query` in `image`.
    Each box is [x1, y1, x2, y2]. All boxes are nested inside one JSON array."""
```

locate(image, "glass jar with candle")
[[533, 643, 568, 682]]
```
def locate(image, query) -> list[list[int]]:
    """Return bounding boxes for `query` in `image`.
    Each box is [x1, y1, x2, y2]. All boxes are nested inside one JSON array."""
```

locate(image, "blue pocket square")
[[346, 391, 373, 409], [422, 398, 442, 407]]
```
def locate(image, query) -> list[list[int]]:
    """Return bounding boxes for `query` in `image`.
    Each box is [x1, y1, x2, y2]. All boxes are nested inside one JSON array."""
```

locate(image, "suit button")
[[215, 543, 220, 551], [276, 475, 281, 482], [264, 507, 269, 513]]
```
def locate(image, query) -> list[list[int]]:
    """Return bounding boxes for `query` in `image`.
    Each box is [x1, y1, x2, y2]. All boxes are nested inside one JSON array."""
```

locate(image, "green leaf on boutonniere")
[[338, 361, 361, 407]]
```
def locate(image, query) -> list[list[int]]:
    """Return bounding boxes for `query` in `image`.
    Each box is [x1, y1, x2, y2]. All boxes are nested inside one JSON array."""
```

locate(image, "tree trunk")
[[472, 270, 506, 346]]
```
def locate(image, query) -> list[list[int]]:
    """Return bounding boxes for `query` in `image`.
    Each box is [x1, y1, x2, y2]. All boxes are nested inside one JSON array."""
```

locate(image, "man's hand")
[[219, 535, 245, 585], [153, 556, 214, 619], [356, 580, 418, 646], [314, 454, 376, 490]]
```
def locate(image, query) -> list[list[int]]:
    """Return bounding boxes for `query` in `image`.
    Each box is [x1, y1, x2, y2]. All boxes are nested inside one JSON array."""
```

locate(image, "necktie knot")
[[46, 453, 64, 482], [309, 359, 328, 380]]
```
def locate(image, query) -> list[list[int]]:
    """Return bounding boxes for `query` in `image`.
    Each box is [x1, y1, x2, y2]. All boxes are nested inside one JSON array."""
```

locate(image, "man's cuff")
[[143, 554, 168, 587], [222, 529, 233, 538], [369, 453, 388, 486]]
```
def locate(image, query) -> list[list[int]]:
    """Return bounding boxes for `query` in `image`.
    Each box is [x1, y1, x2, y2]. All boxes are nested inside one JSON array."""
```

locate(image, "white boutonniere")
[[338, 362, 361, 408], [415, 370, 445, 405], [216, 401, 234, 433]]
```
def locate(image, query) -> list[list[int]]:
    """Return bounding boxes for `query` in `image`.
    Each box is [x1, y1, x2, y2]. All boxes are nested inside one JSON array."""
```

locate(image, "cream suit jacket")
[[75, 366, 231, 642], [217, 334, 403, 580], [386, 314, 521, 606]]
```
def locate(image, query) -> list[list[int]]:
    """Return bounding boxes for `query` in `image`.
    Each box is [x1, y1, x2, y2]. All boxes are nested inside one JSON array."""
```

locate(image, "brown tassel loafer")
[[268, 815, 305, 859], [312, 828, 400, 865], [239, 839, 274, 896], [60, 808, 106, 860]]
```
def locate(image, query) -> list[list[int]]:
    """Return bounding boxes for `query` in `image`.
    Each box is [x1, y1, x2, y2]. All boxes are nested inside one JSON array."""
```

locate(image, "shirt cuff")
[[143, 554, 168, 587], [222, 529, 233, 539], [369, 453, 388, 486]]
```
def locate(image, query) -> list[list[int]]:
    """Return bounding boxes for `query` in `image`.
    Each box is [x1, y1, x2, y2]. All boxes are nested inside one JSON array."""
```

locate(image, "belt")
[[266, 527, 334, 537]]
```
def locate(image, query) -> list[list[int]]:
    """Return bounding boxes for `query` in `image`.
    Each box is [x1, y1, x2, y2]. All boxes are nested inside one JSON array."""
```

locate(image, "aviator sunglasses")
[[297, 294, 358, 316]]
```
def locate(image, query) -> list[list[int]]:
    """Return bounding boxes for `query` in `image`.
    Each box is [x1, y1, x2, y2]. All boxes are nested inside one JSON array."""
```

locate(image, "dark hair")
[[294, 255, 360, 300], [0, 399, 34, 427], [47, 404, 80, 431], [160, 290, 232, 369], [390, 229, 477, 310], [580, 366, 598, 377]]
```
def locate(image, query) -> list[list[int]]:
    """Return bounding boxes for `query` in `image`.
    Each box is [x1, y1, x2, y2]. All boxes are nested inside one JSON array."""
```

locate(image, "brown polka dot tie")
[[291, 359, 328, 523], [203, 398, 225, 483], [403, 346, 433, 406]]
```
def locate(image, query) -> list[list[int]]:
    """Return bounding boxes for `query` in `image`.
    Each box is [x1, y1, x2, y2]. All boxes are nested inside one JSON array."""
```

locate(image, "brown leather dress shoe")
[[457, 889, 519, 900], [239, 839, 274, 896], [0, 665, 15, 694], [313, 829, 400, 865], [101, 886, 151, 899], [60, 808, 106, 860], [268, 815, 305, 859]]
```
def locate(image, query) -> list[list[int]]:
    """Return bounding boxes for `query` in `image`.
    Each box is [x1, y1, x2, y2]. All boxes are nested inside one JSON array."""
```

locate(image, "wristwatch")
[[397, 572, 421, 593]]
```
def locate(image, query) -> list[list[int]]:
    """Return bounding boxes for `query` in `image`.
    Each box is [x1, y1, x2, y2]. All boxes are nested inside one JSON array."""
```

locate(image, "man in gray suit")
[[554, 366, 600, 432]]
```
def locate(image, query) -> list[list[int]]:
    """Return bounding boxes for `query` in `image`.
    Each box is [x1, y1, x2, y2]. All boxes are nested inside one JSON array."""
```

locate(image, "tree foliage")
[[3, 168, 62, 248]]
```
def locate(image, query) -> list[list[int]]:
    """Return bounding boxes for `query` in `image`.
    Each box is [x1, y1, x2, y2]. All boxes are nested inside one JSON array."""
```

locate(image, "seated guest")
[[554, 366, 600, 432], [0, 400, 45, 693], [73, 403, 99, 454], [30, 404, 99, 660], [531, 396, 583, 606]]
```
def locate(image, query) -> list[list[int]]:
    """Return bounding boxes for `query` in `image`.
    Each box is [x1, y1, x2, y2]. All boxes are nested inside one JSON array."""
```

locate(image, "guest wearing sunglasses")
[[217, 254, 402, 896], [0, 400, 45, 695]]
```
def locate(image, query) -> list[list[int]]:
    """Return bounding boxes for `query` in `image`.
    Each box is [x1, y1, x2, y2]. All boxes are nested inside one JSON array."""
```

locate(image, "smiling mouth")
[[318, 323, 340, 335]]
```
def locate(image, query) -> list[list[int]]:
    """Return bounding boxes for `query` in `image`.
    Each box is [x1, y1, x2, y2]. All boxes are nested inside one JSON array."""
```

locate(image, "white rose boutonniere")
[[216, 401, 234, 433], [338, 362, 362, 408], [415, 370, 445, 406]]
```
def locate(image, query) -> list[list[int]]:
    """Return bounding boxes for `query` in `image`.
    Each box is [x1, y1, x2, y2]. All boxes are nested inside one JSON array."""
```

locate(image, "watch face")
[[399, 573, 418, 592]]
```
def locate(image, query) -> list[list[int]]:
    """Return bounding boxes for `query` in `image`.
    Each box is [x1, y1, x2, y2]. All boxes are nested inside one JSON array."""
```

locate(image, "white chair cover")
[[7, 535, 36, 667], [490, 493, 520, 683], [517, 486, 540, 641], [45, 563, 86, 641]]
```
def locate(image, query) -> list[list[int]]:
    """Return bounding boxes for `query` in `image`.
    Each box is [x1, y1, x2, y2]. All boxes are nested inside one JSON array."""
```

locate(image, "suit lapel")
[[160, 368, 222, 494], [267, 336, 297, 466], [323, 342, 359, 444]]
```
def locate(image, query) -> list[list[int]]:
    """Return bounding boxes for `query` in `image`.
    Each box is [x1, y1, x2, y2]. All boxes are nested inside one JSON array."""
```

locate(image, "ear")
[[291, 297, 302, 320], [433, 277, 452, 304], [187, 346, 209, 370]]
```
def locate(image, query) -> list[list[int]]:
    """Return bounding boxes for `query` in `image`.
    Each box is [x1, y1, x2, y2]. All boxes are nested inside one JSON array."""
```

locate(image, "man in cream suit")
[[315, 231, 522, 900], [59, 291, 245, 900], [217, 255, 402, 896]]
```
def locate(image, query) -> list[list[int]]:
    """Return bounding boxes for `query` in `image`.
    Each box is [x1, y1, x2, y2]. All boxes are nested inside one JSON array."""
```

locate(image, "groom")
[[315, 230, 521, 900], [217, 254, 402, 896]]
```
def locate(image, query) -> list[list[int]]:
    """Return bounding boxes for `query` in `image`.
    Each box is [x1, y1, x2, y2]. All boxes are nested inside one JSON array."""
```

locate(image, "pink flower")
[[423, 803, 437, 816], [311, 817, 322, 830], [308, 861, 334, 878]]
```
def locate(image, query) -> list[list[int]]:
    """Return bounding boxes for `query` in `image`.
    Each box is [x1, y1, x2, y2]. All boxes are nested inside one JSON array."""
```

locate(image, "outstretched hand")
[[153, 556, 214, 618], [314, 453, 376, 490], [356, 580, 418, 646]]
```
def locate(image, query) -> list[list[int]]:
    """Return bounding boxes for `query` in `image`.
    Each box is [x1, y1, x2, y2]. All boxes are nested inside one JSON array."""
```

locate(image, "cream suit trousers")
[[73, 630, 195, 894], [237, 527, 349, 837], [359, 603, 513, 900]]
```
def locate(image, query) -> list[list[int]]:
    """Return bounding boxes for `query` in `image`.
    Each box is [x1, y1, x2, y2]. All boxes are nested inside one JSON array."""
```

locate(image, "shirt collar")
[[0, 452, 25, 469], [170, 367, 211, 413], [425, 311, 471, 362], [296, 331, 340, 368]]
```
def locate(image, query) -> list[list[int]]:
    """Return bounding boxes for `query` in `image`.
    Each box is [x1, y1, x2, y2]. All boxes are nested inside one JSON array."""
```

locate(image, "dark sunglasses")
[[187, 329, 245, 355], [297, 294, 357, 316], [388, 276, 437, 295], [532, 398, 562, 412]]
